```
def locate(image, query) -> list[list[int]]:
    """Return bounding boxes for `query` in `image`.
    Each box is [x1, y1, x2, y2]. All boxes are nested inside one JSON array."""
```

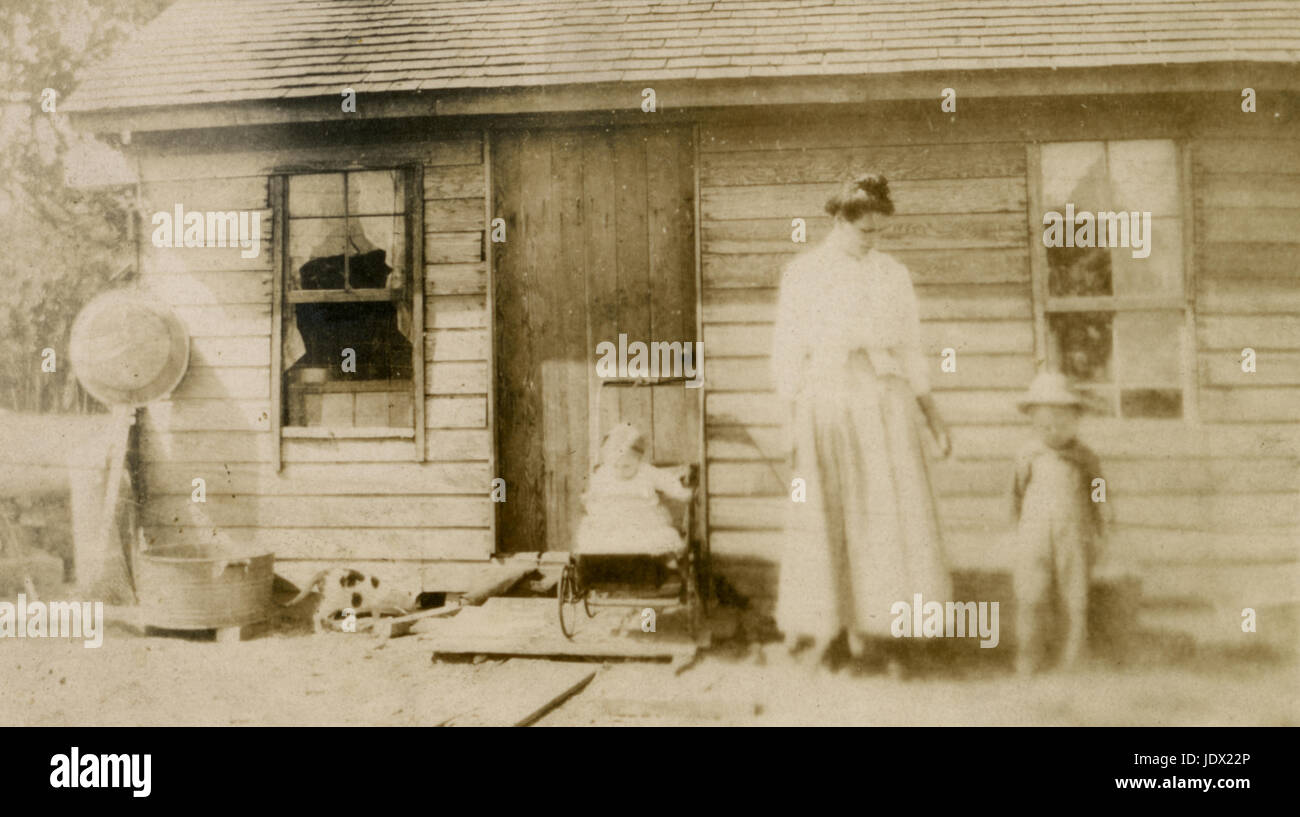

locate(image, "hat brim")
[[70, 290, 191, 406]]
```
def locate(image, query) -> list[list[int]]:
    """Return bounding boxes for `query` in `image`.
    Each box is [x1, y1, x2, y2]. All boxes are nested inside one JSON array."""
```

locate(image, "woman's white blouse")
[[771, 243, 930, 401]]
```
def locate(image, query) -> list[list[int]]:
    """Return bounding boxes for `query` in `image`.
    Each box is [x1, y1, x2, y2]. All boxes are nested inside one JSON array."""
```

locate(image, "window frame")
[[1026, 139, 1198, 423], [269, 164, 426, 470]]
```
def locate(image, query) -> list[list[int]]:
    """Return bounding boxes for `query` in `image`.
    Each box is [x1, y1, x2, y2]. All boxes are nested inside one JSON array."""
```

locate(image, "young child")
[[574, 422, 693, 557], [1010, 371, 1109, 674]]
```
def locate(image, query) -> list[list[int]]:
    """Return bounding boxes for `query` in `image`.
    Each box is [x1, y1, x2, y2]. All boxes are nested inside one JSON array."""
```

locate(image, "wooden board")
[[145, 461, 489, 496], [702, 213, 1025, 253], [699, 142, 1027, 186], [701, 284, 1032, 323], [432, 659, 598, 727], [1199, 242, 1299, 280], [419, 597, 700, 662], [1197, 278, 1300, 317], [702, 353, 1035, 393], [1197, 172, 1300, 211], [492, 128, 548, 555], [136, 135, 482, 182], [702, 248, 1029, 288], [1200, 387, 1300, 423], [1199, 315, 1300, 351], [702, 177, 1026, 220], [1199, 351, 1300, 387], [143, 526, 491, 560], [144, 494, 490, 528]]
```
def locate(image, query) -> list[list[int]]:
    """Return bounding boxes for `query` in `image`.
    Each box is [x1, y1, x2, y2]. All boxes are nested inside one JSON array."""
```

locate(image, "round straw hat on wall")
[[70, 289, 190, 406]]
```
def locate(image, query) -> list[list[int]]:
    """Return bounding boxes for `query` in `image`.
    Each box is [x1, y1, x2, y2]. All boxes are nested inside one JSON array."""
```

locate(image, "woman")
[[771, 173, 952, 670]]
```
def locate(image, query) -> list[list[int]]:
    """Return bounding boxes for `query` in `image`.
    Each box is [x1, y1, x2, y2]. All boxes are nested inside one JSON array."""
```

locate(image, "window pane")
[[290, 302, 412, 380], [288, 218, 346, 289], [288, 173, 344, 217], [1078, 386, 1117, 417], [1121, 388, 1181, 419], [349, 170, 403, 216], [1112, 217, 1183, 296], [1115, 311, 1182, 386], [1049, 311, 1113, 384], [1041, 141, 1109, 211], [1048, 245, 1112, 296], [1108, 140, 1179, 217], [348, 215, 405, 289]]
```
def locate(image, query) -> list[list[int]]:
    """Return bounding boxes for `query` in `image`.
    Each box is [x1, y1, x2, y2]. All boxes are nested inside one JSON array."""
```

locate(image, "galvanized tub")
[[136, 545, 273, 630]]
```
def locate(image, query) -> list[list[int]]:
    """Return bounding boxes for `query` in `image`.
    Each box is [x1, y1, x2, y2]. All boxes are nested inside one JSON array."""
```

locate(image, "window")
[[1034, 139, 1191, 419], [275, 168, 424, 445]]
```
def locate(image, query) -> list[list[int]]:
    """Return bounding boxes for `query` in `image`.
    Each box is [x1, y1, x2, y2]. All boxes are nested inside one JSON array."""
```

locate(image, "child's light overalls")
[[1011, 440, 1104, 673]]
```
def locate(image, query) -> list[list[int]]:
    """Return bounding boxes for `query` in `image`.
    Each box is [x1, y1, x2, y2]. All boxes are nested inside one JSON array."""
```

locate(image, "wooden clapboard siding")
[[709, 457, 1299, 499], [144, 495, 490, 529], [1200, 351, 1300, 387], [139, 271, 272, 306], [141, 527, 491, 561], [134, 130, 493, 575], [1192, 135, 1300, 435], [124, 97, 1300, 621], [704, 248, 1030, 288], [171, 366, 271, 400], [699, 117, 1038, 603], [148, 462, 490, 496], [1173, 130, 1300, 615], [700, 101, 1300, 611]]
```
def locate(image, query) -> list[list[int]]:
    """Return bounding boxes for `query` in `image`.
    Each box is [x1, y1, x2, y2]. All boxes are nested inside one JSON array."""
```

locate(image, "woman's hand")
[[934, 428, 953, 460], [916, 393, 953, 460]]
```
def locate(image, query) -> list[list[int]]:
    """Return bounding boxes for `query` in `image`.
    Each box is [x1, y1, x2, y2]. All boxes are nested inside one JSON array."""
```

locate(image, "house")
[[68, 0, 1300, 646]]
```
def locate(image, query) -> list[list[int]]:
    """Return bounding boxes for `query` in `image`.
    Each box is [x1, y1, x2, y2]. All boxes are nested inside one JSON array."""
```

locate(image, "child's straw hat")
[[1017, 371, 1085, 413]]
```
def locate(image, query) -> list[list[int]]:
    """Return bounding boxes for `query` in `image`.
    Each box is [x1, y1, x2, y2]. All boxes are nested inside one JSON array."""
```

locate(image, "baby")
[[574, 422, 692, 557], [1010, 371, 1109, 674]]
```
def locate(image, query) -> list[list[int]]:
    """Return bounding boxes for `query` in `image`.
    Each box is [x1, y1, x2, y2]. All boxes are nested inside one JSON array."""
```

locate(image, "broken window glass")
[[283, 170, 414, 429]]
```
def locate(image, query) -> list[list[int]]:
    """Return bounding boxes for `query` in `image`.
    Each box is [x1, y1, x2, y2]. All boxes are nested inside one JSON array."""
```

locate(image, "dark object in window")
[[292, 248, 411, 380], [291, 302, 412, 380], [1048, 311, 1112, 384], [298, 248, 391, 290], [1047, 245, 1112, 297], [1120, 389, 1182, 419]]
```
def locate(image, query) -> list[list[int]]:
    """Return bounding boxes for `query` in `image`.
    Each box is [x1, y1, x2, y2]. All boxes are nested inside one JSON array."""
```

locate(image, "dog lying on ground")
[[280, 568, 418, 633]]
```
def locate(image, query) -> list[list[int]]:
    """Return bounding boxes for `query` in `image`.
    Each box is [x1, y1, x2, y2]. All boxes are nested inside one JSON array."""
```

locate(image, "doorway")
[[491, 124, 698, 553]]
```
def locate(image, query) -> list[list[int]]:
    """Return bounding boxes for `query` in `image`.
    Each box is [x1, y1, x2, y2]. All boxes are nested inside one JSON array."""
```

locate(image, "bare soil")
[[2, 622, 1294, 726]]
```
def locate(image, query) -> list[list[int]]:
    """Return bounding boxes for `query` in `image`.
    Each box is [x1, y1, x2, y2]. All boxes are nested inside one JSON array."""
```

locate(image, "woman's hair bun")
[[825, 172, 895, 218]]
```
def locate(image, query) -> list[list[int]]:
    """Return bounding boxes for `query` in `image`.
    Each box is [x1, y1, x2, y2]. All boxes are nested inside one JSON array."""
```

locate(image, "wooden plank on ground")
[[439, 659, 598, 727], [419, 597, 700, 661], [371, 602, 463, 640]]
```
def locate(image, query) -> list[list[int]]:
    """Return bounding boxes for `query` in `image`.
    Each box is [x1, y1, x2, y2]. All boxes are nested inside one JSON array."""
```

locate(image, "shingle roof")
[[67, 0, 1300, 112]]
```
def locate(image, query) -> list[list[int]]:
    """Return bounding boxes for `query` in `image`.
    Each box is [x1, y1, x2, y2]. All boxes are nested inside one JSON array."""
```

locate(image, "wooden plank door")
[[492, 125, 697, 553]]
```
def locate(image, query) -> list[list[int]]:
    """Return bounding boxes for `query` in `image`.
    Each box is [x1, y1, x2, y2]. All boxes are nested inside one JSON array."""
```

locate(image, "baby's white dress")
[[573, 463, 692, 556]]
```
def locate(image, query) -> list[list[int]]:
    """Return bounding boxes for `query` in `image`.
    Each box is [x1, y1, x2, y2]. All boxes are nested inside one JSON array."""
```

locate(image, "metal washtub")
[[136, 545, 274, 630]]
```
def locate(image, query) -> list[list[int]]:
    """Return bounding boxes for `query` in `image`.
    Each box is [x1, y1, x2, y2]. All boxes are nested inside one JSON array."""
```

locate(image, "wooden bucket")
[[136, 545, 273, 630]]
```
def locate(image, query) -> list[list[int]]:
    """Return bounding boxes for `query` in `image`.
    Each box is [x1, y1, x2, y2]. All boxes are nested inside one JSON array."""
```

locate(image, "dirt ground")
[[2, 620, 1295, 727]]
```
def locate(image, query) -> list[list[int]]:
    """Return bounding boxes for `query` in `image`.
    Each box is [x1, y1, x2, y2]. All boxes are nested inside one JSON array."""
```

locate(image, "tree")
[[0, 0, 172, 412]]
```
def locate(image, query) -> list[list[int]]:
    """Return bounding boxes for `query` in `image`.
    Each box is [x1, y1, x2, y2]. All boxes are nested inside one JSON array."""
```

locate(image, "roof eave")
[[69, 61, 1300, 135]]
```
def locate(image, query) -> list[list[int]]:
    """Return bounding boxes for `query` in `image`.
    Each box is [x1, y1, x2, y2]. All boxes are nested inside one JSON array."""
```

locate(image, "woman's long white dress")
[[771, 241, 952, 642]]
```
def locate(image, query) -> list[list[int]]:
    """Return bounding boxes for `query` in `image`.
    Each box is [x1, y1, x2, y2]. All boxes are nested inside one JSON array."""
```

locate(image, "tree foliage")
[[0, 0, 172, 411]]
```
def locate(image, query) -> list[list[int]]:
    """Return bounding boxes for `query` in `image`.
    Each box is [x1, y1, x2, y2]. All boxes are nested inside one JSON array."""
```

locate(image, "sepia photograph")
[[1, 0, 1296, 766]]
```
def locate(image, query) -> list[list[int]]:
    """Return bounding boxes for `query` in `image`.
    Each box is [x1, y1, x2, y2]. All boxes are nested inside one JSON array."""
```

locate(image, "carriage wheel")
[[583, 588, 596, 618], [558, 563, 579, 639]]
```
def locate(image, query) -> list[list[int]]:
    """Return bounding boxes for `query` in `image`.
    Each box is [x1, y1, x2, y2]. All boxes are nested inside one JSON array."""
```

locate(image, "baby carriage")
[[557, 376, 710, 640]]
